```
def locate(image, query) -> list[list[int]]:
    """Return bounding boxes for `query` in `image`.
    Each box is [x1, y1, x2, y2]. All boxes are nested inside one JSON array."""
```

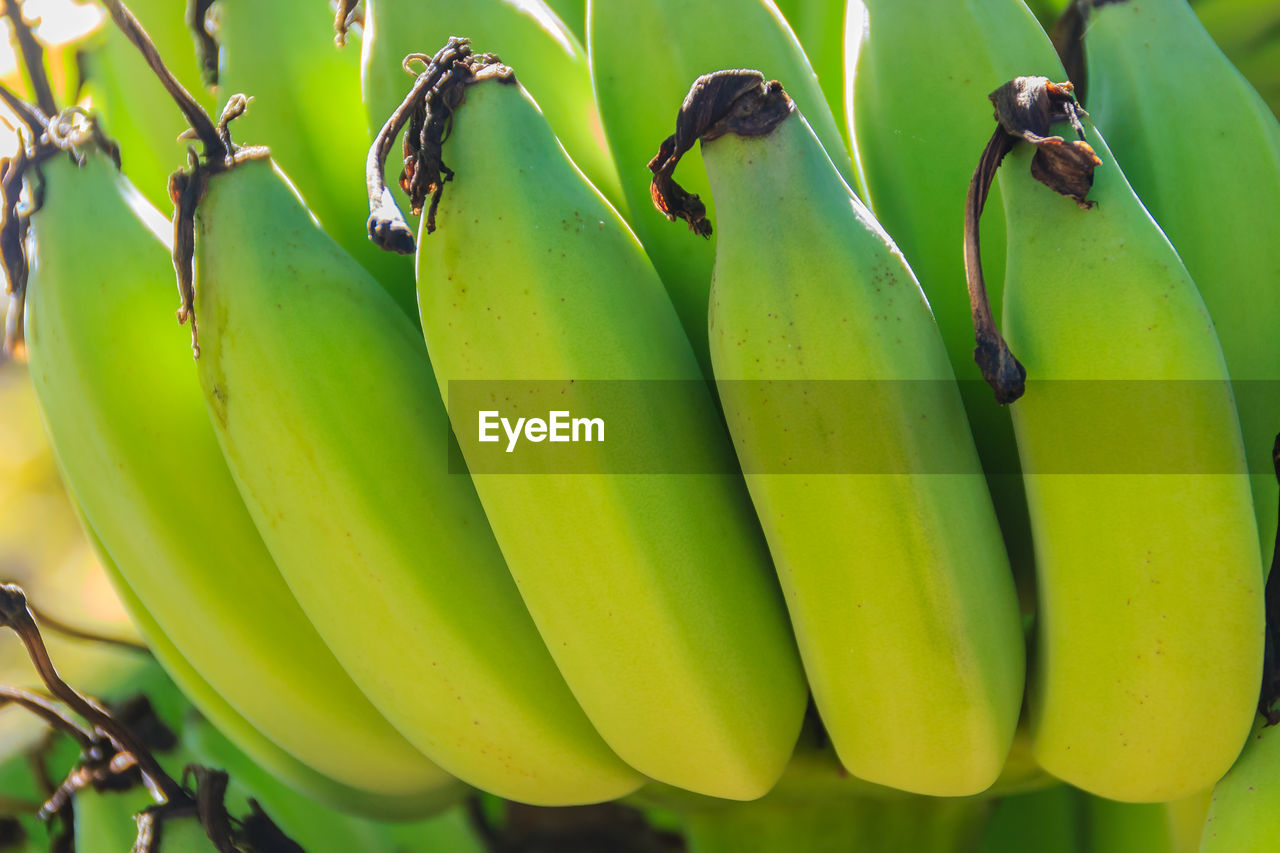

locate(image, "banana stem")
[[365, 37, 474, 253], [0, 685, 95, 747], [0, 0, 57, 118], [100, 0, 225, 162], [334, 0, 360, 45], [0, 584, 186, 804], [188, 0, 218, 86], [24, 603, 151, 656]]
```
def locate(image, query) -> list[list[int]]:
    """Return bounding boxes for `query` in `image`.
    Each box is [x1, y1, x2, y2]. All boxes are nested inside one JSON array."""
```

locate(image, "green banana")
[[77, 0, 214, 212], [847, 0, 1067, 587], [772, 0, 850, 150], [21, 136, 450, 804], [359, 0, 624, 214], [1068, 0, 1280, 555], [209, 0, 417, 318], [1200, 719, 1280, 851], [176, 132, 639, 802], [649, 71, 1023, 796], [978, 785, 1081, 853], [81, 517, 454, 820], [1189, 0, 1280, 120], [974, 78, 1264, 801], [588, 0, 860, 373], [398, 51, 807, 799]]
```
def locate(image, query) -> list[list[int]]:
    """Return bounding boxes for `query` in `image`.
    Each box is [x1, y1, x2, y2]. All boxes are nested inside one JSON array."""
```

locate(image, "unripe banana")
[[650, 71, 1023, 796], [81, 515, 454, 820], [22, 141, 448, 803], [73, 785, 165, 853], [184, 147, 639, 804], [981, 80, 1264, 801], [589, 0, 860, 372], [210, 0, 417, 318], [1069, 0, 1280, 554], [359, 0, 624, 215], [1200, 719, 1280, 851], [772, 0, 850, 148], [400, 53, 807, 800], [847, 0, 1067, 585]]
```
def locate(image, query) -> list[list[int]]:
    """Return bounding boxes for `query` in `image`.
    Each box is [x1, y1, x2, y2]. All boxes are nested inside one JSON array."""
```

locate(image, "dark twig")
[[0, 584, 186, 804], [963, 77, 1100, 405], [101, 0, 225, 162], [333, 0, 361, 46], [26, 602, 150, 656], [1, 0, 57, 118], [366, 37, 473, 254], [0, 685, 95, 747]]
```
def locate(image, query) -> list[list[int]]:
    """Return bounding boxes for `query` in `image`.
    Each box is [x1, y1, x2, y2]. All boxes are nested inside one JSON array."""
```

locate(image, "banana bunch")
[[1, 0, 1278, 848]]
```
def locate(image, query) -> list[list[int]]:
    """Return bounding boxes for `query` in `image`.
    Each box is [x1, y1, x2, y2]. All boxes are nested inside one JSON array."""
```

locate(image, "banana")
[[1067, 0, 1280, 555], [971, 77, 1264, 801], [79, 515, 455, 820], [20, 125, 451, 805], [979, 785, 1080, 853], [847, 0, 1067, 588], [77, 0, 215, 212], [1200, 719, 1280, 852], [167, 105, 639, 802], [588, 0, 860, 373], [208, 0, 417, 318], [391, 49, 807, 800], [772, 0, 850, 150], [648, 70, 1023, 796], [359, 0, 624, 215]]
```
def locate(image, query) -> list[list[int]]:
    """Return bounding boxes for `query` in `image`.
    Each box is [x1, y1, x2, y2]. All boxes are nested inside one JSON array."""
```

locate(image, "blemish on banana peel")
[[963, 76, 1101, 406], [647, 69, 796, 237], [365, 39, 517, 255]]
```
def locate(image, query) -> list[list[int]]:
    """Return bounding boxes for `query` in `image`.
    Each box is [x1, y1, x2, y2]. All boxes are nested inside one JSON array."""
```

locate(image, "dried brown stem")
[[0, 685, 95, 747], [366, 37, 472, 254], [334, 0, 360, 46], [1, 0, 57, 118], [188, 0, 218, 86], [26, 603, 150, 656], [0, 585, 186, 804], [101, 0, 224, 162], [648, 70, 794, 238]]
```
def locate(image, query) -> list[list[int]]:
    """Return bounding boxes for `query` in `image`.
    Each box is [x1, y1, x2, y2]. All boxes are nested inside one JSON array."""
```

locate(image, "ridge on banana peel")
[[1062, 0, 1280, 557], [964, 75, 1264, 803], [15, 105, 450, 806], [369, 42, 808, 801], [647, 69, 1024, 797], [156, 62, 640, 803]]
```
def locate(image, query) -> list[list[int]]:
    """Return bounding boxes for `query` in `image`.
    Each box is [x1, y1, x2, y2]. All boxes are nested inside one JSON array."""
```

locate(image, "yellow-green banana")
[[398, 52, 807, 800], [650, 71, 1023, 796], [980, 80, 1263, 801], [84, 520, 454, 820], [589, 0, 860, 373], [772, 0, 850, 150], [1068, 0, 1280, 554], [359, 0, 624, 214], [1200, 719, 1280, 851], [179, 142, 638, 803], [21, 134, 450, 804], [847, 0, 1067, 587], [209, 0, 417, 318]]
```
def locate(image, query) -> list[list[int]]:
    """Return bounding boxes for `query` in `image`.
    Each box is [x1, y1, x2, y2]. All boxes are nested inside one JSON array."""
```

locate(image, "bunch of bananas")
[[1, 0, 1278, 849]]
